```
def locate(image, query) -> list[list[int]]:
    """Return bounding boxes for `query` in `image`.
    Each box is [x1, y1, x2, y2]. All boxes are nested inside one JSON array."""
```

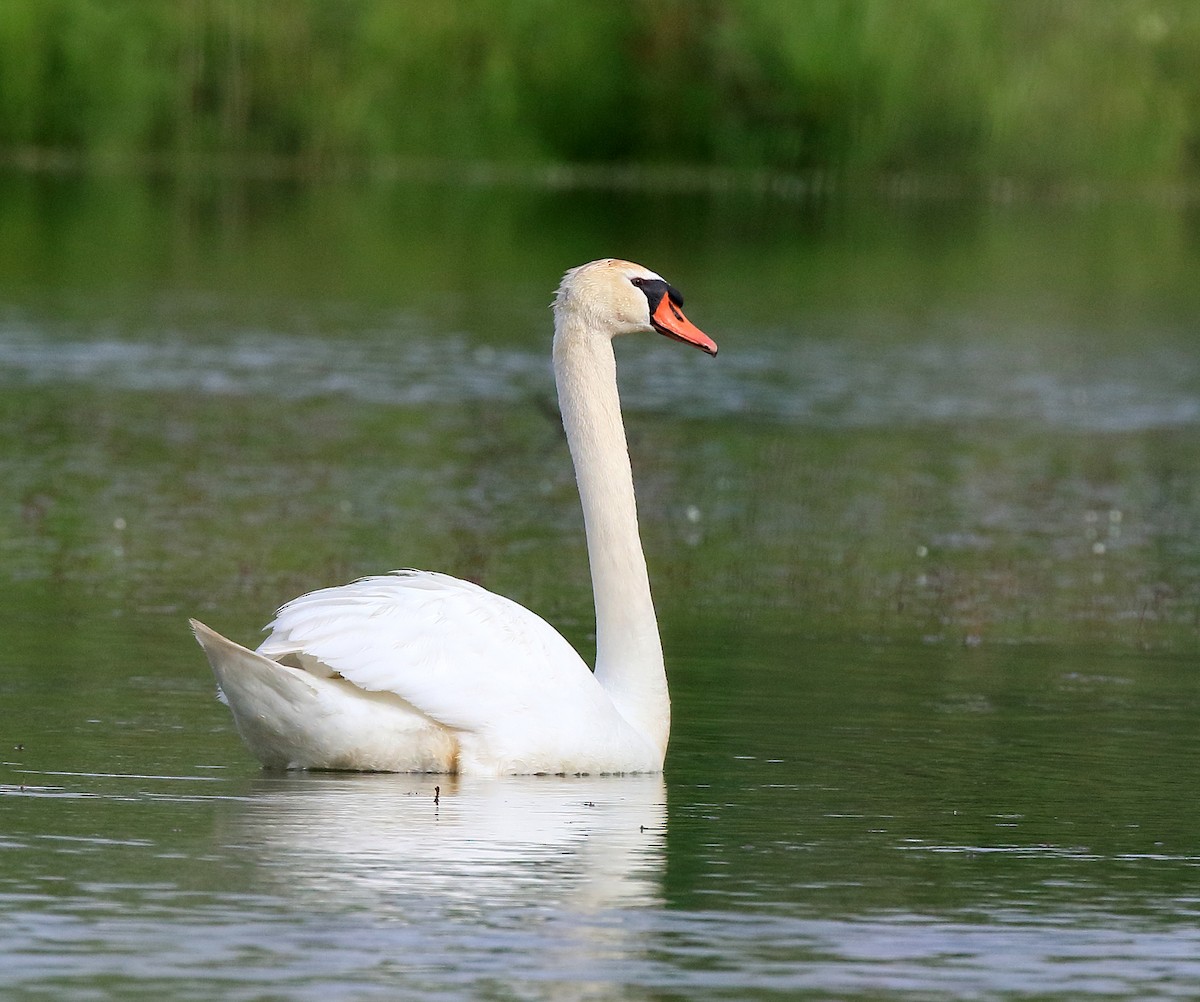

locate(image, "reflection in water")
[[5, 763, 1200, 1000], [220, 773, 666, 916]]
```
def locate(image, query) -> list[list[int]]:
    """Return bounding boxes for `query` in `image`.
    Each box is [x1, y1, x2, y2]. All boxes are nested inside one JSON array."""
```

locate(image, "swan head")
[[553, 259, 718, 356]]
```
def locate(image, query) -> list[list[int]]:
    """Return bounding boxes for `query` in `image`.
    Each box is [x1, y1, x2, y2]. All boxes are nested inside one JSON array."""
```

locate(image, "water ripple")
[[2, 319, 1197, 432]]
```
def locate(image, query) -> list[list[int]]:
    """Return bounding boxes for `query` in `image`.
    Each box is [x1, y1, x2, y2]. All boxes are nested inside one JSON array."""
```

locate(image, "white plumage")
[[191, 258, 717, 775]]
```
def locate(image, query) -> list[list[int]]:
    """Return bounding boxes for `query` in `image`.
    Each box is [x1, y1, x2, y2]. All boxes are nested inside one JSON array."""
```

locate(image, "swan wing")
[[255, 571, 639, 770]]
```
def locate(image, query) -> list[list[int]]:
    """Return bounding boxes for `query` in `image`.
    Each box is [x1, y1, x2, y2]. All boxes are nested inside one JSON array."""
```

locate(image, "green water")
[[2, 172, 1199, 999]]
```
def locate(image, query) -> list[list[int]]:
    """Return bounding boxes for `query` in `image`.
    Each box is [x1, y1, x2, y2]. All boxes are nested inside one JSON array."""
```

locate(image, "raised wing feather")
[[256, 571, 619, 749]]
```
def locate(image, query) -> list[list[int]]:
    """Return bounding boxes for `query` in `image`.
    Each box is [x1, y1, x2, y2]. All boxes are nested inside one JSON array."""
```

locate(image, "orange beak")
[[651, 294, 718, 356]]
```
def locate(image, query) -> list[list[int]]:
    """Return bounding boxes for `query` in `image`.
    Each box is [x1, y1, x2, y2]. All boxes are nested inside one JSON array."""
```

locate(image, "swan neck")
[[552, 317, 668, 758]]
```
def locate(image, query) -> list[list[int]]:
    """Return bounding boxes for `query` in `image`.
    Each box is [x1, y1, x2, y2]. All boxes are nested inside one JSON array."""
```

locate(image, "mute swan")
[[191, 258, 717, 775]]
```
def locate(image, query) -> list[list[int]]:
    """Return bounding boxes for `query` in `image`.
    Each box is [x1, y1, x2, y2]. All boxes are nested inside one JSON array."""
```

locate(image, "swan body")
[[191, 258, 717, 775]]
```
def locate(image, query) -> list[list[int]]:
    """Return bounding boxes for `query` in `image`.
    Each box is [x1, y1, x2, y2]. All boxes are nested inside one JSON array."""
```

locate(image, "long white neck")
[[552, 314, 669, 759]]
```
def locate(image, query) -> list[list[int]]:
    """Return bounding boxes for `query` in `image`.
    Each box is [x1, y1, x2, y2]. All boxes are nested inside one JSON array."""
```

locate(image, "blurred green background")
[[2, 0, 1198, 189]]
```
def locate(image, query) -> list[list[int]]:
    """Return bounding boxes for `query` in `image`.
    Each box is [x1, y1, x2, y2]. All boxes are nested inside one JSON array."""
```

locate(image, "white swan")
[[191, 258, 717, 775]]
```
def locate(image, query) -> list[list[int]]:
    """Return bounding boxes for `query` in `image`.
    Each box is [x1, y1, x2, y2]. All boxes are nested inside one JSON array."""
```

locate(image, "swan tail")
[[191, 618, 318, 703], [190, 619, 323, 768], [189, 619, 460, 772]]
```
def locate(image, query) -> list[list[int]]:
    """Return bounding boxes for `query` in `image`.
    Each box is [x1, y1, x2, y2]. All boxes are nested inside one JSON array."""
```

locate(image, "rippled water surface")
[[2, 173, 1200, 999]]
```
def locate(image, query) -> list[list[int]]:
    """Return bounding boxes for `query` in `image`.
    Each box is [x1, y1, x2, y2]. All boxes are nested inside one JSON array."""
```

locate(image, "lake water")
[[2, 171, 1200, 999]]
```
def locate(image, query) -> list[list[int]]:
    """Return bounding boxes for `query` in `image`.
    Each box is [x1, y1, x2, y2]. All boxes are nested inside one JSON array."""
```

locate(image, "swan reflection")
[[219, 773, 667, 914]]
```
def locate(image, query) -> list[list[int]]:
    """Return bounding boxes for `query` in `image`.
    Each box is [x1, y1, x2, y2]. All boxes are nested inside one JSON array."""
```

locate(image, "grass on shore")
[[0, 0, 1198, 188]]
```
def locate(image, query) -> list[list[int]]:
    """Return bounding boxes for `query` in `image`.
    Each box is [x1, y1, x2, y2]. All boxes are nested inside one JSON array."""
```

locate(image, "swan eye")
[[631, 277, 672, 314], [632, 275, 685, 309]]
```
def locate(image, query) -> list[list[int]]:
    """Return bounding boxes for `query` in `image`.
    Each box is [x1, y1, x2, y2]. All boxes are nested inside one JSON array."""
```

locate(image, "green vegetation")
[[1, 0, 1199, 186]]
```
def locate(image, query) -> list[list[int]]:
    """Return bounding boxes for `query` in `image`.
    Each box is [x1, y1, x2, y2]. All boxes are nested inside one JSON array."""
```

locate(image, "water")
[[2, 172, 1200, 999]]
